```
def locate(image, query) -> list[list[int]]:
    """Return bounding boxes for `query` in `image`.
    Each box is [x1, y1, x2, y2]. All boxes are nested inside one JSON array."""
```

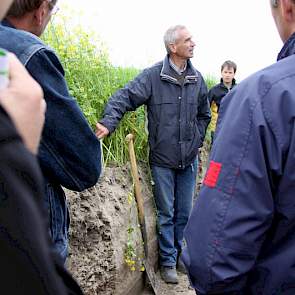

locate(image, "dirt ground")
[[65, 142, 210, 295]]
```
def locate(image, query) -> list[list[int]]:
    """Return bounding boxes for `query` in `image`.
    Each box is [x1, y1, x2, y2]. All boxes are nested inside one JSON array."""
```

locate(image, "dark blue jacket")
[[208, 78, 237, 111], [100, 56, 210, 169], [183, 32, 295, 295]]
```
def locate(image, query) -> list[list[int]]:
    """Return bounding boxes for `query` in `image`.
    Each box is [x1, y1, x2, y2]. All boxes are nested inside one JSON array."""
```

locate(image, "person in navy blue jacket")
[[96, 25, 210, 284], [183, 0, 295, 294]]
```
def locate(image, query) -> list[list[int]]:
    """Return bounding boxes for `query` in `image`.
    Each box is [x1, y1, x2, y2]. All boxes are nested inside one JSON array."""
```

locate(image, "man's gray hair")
[[163, 25, 186, 54]]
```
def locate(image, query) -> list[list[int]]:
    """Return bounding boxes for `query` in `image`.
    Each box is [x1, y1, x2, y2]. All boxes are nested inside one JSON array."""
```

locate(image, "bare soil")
[[66, 165, 141, 294]]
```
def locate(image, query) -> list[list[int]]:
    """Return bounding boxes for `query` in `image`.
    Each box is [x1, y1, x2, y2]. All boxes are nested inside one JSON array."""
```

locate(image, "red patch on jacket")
[[203, 161, 222, 188]]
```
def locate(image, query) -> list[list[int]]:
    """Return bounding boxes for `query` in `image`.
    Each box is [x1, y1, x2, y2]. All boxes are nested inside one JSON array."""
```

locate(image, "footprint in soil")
[[141, 272, 195, 295]]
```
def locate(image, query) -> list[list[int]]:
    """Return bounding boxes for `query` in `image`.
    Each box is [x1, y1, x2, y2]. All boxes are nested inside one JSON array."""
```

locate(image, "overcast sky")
[[61, 0, 283, 81]]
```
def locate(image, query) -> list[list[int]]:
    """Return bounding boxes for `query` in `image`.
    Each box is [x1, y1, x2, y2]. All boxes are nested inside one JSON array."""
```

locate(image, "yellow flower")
[[127, 192, 133, 204]]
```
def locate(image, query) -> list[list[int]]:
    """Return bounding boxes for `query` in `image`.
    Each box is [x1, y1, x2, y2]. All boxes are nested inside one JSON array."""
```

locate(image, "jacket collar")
[[220, 78, 236, 89], [0, 19, 44, 46], [277, 32, 295, 61], [160, 55, 198, 84], [1, 19, 16, 29]]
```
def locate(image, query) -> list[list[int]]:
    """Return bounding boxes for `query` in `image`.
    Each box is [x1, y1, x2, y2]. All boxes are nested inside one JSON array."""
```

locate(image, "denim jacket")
[[0, 21, 102, 260], [0, 20, 101, 189]]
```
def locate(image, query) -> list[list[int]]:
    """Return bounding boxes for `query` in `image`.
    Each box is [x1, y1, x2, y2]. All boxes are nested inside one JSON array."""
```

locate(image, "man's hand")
[[95, 122, 109, 139], [0, 53, 46, 154]]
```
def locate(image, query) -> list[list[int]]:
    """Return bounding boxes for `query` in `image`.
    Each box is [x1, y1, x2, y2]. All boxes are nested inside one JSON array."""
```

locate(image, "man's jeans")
[[151, 158, 198, 266], [44, 182, 69, 263]]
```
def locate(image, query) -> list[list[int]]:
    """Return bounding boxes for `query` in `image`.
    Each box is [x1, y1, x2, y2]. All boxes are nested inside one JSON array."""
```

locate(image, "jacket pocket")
[[184, 120, 200, 143], [149, 97, 179, 125], [148, 121, 159, 150], [187, 96, 198, 122]]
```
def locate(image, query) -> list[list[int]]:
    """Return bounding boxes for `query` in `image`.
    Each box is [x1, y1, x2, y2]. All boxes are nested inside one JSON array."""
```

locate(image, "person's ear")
[[33, 1, 48, 26], [280, 0, 295, 22], [169, 43, 177, 54]]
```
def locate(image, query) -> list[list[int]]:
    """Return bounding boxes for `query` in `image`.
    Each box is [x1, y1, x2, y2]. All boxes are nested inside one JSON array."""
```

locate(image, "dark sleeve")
[[0, 107, 83, 294], [208, 87, 214, 105], [26, 49, 101, 191], [183, 81, 277, 294], [196, 76, 211, 144], [99, 69, 152, 133]]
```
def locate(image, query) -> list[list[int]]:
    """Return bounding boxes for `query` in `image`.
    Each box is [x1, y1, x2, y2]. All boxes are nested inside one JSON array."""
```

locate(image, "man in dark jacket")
[[96, 25, 211, 284], [0, 0, 102, 263], [183, 0, 295, 294], [208, 60, 237, 111], [207, 60, 237, 144]]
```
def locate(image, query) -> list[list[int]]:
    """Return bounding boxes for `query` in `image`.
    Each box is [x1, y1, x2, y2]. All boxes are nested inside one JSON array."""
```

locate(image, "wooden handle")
[[126, 134, 145, 225], [126, 135, 158, 292]]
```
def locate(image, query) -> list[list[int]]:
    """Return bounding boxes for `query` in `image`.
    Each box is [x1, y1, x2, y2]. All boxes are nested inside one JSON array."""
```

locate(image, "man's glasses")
[[46, 0, 59, 16], [50, 5, 59, 15]]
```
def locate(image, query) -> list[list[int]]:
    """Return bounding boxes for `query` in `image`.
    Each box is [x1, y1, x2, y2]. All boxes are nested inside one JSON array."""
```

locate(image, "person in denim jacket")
[[0, 54, 83, 294], [0, 1, 83, 292], [0, 0, 102, 263]]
